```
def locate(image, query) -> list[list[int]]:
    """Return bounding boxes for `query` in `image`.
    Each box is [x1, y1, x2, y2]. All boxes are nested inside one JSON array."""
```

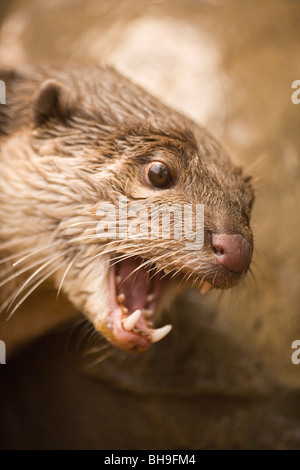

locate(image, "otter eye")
[[145, 162, 172, 188]]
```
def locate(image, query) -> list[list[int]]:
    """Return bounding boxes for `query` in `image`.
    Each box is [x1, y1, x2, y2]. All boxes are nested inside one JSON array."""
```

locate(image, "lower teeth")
[[143, 309, 154, 317]]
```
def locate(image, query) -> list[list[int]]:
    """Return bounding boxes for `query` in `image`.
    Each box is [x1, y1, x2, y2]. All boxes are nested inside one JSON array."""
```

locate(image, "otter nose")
[[212, 233, 252, 273]]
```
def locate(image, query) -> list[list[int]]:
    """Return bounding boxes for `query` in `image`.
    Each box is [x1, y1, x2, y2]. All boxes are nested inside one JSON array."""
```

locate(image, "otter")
[[0, 64, 254, 354]]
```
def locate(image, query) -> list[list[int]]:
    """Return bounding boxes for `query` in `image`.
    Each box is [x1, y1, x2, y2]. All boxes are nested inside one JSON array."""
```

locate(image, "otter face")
[[0, 66, 254, 351]]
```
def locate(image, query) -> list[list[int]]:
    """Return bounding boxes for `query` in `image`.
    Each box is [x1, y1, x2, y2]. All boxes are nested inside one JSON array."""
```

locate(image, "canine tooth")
[[146, 293, 155, 303], [116, 276, 122, 287], [122, 306, 128, 314], [151, 324, 172, 343], [200, 281, 213, 295], [122, 309, 142, 331], [117, 293, 125, 303]]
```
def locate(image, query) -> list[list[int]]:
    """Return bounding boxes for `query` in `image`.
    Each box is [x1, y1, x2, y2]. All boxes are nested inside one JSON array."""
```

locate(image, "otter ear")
[[32, 79, 76, 125]]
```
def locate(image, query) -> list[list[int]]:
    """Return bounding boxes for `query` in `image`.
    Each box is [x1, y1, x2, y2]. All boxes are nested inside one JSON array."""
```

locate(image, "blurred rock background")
[[1, 0, 300, 449]]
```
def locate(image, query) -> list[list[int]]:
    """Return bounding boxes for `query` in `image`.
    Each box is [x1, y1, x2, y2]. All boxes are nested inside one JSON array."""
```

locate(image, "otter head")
[[0, 65, 254, 352]]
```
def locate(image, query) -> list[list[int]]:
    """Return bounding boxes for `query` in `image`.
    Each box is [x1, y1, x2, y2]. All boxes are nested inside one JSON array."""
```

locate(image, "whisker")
[[0, 251, 62, 288], [0, 249, 33, 266], [108, 246, 157, 266], [65, 235, 99, 244], [12, 241, 60, 267], [6, 259, 67, 320], [56, 254, 79, 299], [6, 253, 65, 312], [0, 230, 62, 253], [64, 221, 99, 228], [85, 348, 115, 369], [84, 343, 111, 357]]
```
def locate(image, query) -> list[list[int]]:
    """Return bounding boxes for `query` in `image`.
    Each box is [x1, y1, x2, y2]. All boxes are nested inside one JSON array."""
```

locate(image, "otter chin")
[[0, 64, 254, 353]]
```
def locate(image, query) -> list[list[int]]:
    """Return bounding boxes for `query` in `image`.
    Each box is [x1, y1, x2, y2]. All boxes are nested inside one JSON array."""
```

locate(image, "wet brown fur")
[[0, 64, 254, 354]]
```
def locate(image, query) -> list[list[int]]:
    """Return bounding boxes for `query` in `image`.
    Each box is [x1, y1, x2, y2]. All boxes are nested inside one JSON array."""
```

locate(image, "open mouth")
[[99, 255, 214, 352], [100, 256, 171, 351]]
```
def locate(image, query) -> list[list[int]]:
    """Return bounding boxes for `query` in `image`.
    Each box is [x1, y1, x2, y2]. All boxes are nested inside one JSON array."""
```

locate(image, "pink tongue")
[[117, 258, 149, 313]]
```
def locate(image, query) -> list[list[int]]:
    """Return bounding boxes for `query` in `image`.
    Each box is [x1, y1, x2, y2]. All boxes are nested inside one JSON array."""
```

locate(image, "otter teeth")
[[122, 309, 171, 344], [117, 293, 125, 303], [143, 309, 154, 318], [116, 276, 122, 287], [200, 281, 213, 295], [146, 293, 155, 303], [122, 309, 142, 331], [151, 324, 172, 343]]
